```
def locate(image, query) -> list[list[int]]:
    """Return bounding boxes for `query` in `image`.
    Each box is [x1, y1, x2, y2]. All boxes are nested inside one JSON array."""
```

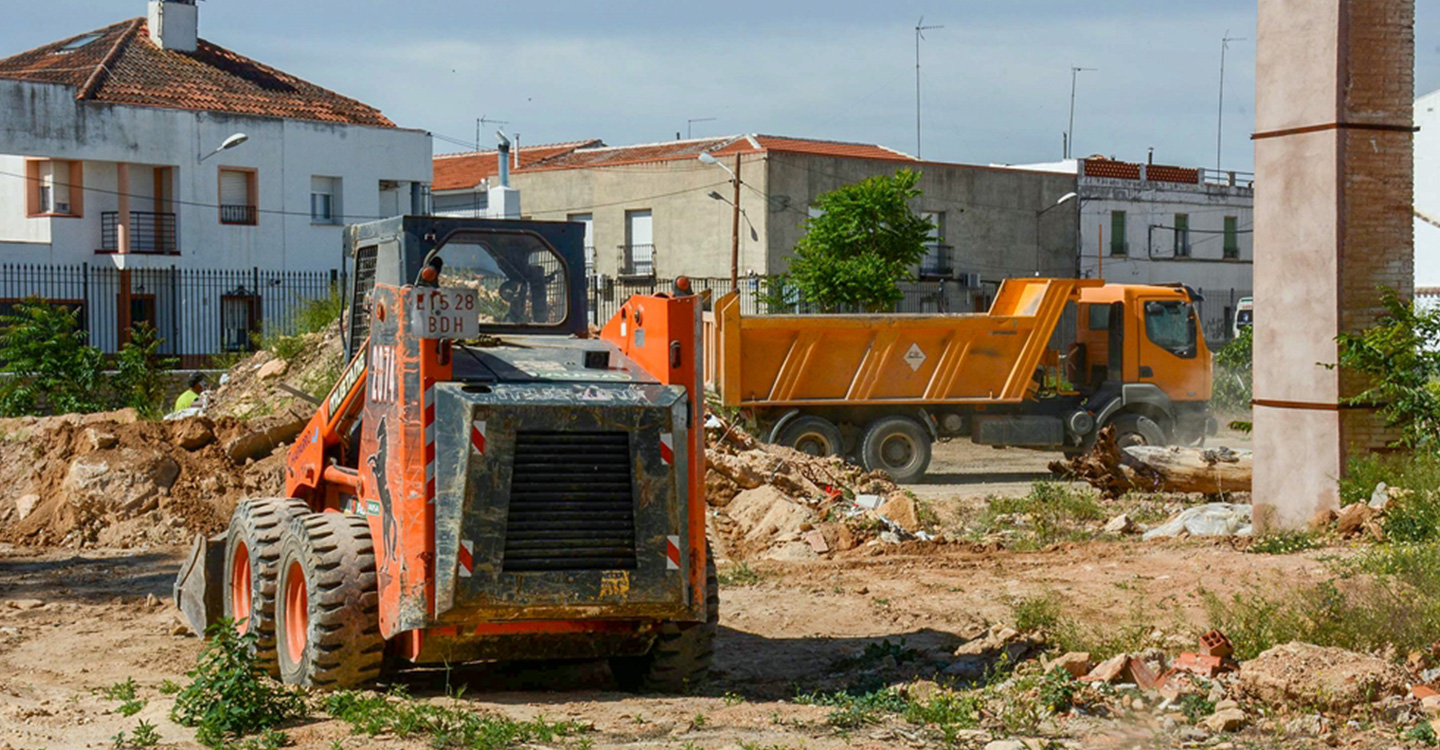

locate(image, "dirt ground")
[[4, 436, 1400, 750]]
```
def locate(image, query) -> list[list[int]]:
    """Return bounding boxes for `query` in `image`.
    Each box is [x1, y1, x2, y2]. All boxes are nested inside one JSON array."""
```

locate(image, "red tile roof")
[[432, 140, 603, 191], [0, 19, 396, 127], [489, 134, 918, 174]]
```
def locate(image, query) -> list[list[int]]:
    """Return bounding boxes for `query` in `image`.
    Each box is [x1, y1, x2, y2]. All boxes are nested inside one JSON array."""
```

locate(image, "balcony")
[[220, 204, 258, 225], [100, 211, 177, 254], [617, 243, 655, 278], [918, 244, 954, 279]]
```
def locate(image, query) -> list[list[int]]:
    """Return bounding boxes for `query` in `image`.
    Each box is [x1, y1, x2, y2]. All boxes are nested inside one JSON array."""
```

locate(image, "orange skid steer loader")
[[174, 217, 714, 691]]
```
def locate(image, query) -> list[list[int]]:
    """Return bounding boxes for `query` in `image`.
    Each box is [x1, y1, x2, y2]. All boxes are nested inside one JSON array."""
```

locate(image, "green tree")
[[0, 299, 107, 416], [786, 169, 935, 312], [1211, 325, 1253, 414], [113, 322, 179, 419], [1332, 289, 1440, 448]]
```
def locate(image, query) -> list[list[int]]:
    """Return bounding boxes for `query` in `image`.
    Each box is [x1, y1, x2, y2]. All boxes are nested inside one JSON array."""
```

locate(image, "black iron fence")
[[0, 263, 339, 366]]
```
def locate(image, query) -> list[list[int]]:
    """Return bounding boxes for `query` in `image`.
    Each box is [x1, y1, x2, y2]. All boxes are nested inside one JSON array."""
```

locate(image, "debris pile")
[[704, 414, 930, 561]]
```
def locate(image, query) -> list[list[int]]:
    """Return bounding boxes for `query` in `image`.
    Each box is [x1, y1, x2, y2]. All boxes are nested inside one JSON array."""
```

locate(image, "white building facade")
[[0, 1, 431, 360], [1417, 88, 1440, 287]]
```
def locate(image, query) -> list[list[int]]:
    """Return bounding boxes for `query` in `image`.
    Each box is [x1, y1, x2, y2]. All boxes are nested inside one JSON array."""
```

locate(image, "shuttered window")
[[219, 169, 256, 225]]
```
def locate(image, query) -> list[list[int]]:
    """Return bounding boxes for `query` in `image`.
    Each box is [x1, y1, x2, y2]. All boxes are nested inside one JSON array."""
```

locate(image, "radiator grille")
[[503, 431, 637, 572]]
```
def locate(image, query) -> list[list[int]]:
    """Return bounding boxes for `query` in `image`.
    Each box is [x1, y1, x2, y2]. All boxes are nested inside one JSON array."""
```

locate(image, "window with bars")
[[1110, 211, 1127, 256], [311, 176, 341, 224], [1173, 214, 1190, 257], [1223, 216, 1239, 259]]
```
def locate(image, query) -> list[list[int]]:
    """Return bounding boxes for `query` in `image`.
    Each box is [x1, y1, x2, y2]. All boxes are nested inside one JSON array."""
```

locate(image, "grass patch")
[[1340, 452, 1440, 543], [717, 562, 766, 587], [968, 482, 1106, 548], [170, 619, 307, 748], [1006, 592, 1160, 660], [323, 689, 589, 749], [832, 639, 919, 671], [1009, 592, 1062, 633], [256, 286, 343, 360], [1248, 530, 1322, 555]]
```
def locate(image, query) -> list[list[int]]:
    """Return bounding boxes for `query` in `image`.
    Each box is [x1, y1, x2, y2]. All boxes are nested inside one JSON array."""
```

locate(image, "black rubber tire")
[[275, 512, 384, 689], [222, 498, 310, 677], [611, 552, 718, 693], [859, 416, 933, 483], [775, 415, 844, 458], [1111, 413, 1166, 448]]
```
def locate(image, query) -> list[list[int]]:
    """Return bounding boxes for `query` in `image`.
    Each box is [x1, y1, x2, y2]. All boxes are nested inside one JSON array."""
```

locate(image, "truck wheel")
[[222, 498, 309, 677], [775, 416, 843, 457], [860, 417, 932, 483], [1112, 414, 1166, 448], [275, 512, 384, 689], [611, 552, 718, 693]]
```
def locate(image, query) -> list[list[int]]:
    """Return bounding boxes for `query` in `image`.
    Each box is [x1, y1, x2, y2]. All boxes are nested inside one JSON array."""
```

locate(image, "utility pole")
[[1216, 32, 1245, 172], [915, 17, 943, 158], [730, 154, 742, 288], [1066, 67, 1097, 159]]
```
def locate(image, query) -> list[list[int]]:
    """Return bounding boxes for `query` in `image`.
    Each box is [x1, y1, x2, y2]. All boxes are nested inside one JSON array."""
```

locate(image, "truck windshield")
[[432, 232, 568, 326], [1143, 300, 1198, 358]]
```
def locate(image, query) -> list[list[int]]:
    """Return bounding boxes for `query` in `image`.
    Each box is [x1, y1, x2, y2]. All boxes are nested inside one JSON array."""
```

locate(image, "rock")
[[1422, 695, 1440, 717], [85, 427, 118, 451], [1238, 642, 1408, 713], [1202, 707, 1246, 733], [1044, 652, 1093, 679], [943, 657, 989, 680], [878, 531, 901, 544], [6, 599, 44, 610], [1177, 727, 1209, 743], [256, 358, 287, 380], [144, 593, 159, 608], [224, 416, 307, 464], [1104, 513, 1137, 534], [1083, 654, 1128, 683], [1335, 502, 1375, 537], [1308, 507, 1338, 532], [14, 494, 39, 520], [172, 418, 215, 451], [877, 494, 921, 532], [171, 623, 191, 636], [985, 741, 1028, 750], [905, 680, 942, 702], [802, 529, 829, 553], [1284, 714, 1326, 737]]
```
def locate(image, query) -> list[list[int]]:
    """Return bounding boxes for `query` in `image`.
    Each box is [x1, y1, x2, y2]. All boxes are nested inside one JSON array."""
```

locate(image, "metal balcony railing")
[[918, 244, 953, 278], [220, 204, 257, 225], [617, 243, 655, 277], [100, 211, 178, 254]]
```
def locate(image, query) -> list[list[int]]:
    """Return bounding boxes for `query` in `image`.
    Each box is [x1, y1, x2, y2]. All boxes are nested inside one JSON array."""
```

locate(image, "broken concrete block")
[[1104, 513, 1137, 534], [1202, 707, 1246, 733], [855, 494, 883, 510], [802, 529, 829, 553], [1083, 654, 1128, 683], [256, 358, 287, 380], [877, 495, 921, 532], [1414, 685, 1439, 701], [1335, 502, 1375, 537], [1044, 652, 1093, 679], [1307, 507, 1338, 532]]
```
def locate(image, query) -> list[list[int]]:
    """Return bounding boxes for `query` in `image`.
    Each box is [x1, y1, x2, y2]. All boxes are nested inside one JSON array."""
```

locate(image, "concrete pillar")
[[116, 162, 130, 255], [1252, 0, 1415, 530]]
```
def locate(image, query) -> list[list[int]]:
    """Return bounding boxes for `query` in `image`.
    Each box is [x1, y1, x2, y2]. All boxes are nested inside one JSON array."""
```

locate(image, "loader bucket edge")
[[173, 532, 227, 636]]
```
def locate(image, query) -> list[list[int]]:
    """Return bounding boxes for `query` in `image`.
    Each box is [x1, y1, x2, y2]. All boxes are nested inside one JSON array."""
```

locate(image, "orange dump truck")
[[705, 278, 1214, 482]]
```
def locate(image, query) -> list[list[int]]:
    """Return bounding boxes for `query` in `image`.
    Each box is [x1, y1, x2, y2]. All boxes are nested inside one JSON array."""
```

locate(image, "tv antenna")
[[1216, 32, 1246, 172], [476, 115, 509, 151], [915, 16, 943, 158]]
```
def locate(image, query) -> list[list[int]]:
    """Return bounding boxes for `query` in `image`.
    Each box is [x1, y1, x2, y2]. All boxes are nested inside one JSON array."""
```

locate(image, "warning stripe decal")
[[422, 378, 436, 505], [659, 433, 674, 466], [458, 539, 474, 578], [470, 420, 487, 456], [665, 535, 681, 571]]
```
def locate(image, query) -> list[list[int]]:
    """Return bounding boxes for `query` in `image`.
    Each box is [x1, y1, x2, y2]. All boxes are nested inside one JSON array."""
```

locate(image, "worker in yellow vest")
[[174, 373, 207, 412]]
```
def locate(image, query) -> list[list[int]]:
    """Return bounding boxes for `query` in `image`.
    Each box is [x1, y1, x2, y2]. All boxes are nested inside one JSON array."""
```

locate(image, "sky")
[[3, 1, 1439, 172]]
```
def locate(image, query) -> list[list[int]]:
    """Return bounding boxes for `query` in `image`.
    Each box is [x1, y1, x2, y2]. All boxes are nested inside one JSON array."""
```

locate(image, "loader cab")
[[342, 217, 589, 359]]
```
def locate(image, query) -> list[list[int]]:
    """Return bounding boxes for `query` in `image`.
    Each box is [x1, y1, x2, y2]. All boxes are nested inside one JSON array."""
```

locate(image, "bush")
[[171, 619, 307, 748], [0, 299, 108, 416], [256, 286, 343, 359], [113, 322, 179, 419], [1340, 452, 1440, 544], [1211, 325, 1252, 414], [1332, 289, 1440, 448]]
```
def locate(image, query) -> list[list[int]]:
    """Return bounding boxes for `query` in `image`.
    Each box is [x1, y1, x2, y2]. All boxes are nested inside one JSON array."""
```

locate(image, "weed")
[[689, 713, 708, 730], [157, 679, 180, 696], [257, 287, 343, 359], [717, 562, 765, 587], [872, 598, 891, 608], [739, 743, 798, 750], [904, 690, 982, 739], [118, 698, 147, 717], [1248, 530, 1321, 555], [1406, 721, 1440, 746], [1177, 694, 1215, 725], [323, 690, 589, 749], [794, 687, 908, 728], [722, 691, 747, 706], [1008, 592, 1062, 633], [971, 482, 1105, 548], [170, 618, 307, 748], [1340, 452, 1440, 544], [1008, 592, 1158, 659], [1039, 667, 1076, 713], [833, 639, 918, 671], [101, 678, 139, 702], [129, 720, 160, 748]]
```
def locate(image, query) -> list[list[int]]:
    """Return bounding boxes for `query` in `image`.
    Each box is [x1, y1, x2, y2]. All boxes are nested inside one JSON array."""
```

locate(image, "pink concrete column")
[[116, 162, 130, 255]]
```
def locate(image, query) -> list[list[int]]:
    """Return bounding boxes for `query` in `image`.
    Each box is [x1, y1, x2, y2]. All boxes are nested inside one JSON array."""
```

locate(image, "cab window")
[[432, 232, 568, 326], [1143, 300, 1198, 359]]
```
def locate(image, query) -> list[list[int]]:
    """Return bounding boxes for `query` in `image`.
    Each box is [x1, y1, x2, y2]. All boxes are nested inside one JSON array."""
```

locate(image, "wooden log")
[[1120, 445, 1251, 494]]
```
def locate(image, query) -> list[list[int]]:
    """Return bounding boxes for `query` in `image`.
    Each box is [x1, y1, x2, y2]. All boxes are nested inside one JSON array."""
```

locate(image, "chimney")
[[148, 0, 198, 52]]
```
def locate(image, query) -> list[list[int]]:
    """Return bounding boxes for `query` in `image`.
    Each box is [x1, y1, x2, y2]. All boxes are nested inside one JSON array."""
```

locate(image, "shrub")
[[256, 286, 343, 359], [0, 298, 107, 416], [323, 690, 587, 748], [170, 619, 307, 748], [113, 323, 178, 419], [1211, 325, 1252, 414], [1331, 289, 1440, 448]]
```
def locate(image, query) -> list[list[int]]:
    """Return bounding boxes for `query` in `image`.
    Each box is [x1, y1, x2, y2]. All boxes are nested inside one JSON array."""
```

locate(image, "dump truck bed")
[[705, 278, 1102, 408]]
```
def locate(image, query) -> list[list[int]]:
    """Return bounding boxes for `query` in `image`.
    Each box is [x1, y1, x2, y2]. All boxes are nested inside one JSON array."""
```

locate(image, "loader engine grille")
[[503, 431, 637, 572]]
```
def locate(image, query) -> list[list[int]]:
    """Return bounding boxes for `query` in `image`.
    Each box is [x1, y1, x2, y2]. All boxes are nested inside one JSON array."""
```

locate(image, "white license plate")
[[412, 287, 479, 339]]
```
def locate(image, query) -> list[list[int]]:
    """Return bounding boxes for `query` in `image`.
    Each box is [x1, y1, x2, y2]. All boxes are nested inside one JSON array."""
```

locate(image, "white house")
[[0, 0, 431, 359], [1005, 156, 1255, 341], [1417, 88, 1440, 287]]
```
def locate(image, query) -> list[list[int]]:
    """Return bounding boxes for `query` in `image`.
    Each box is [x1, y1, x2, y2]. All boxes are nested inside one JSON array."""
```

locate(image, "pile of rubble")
[[704, 415, 932, 561]]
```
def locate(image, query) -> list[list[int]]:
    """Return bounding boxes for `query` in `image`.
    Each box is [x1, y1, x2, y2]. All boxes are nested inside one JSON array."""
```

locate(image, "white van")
[[1233, 296, 1253, 338]]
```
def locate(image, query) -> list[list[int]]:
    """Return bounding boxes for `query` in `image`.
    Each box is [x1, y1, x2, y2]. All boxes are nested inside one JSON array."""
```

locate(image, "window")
[[311, 176, 341, 224], [624, 209, 653, 276], [1087, 303, 1111, 331], [919, 211, 948, 276], [1143, 299, 1198, 359], [568, 213, 594, 276], [1223, 216, 1239, 259], [218, 168, 257, 225], [429, 232, 569, 327], [220, 294, 260, 352], [1109, 211, 1127, 256], [26, 159, 83, 217], [1172, 214, 1190, 257]]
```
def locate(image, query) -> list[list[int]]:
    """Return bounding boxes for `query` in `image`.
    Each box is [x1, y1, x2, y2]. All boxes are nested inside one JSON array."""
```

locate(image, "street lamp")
[[1035, 192, 1079, 276], [199, 133, 248, 162], [698, 151, 743, 287]]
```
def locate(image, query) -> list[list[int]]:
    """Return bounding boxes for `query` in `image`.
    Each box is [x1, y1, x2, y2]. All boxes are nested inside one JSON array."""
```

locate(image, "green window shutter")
[[1110, 211, 1126, 255], [1223, 216, 1239, 258], [1173, 214, 1190, 257]]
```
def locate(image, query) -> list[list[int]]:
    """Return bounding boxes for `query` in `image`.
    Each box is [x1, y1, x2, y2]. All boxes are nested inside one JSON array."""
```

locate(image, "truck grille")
[[503, 431, 637, 572]]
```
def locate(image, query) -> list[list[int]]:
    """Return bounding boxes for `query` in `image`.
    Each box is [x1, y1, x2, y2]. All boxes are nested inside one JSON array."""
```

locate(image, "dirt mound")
[[704, 415, 917, 560], [207, 322, 344, 420], [1238, 642, 1409, 713], [0, 411, 291, 549]]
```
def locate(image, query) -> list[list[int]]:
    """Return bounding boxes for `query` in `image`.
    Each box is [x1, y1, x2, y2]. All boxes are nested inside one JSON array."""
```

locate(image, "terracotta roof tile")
[[507, 134, 917, 174], [0, 18, 396, 127], [432, 140, 603, 191]]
